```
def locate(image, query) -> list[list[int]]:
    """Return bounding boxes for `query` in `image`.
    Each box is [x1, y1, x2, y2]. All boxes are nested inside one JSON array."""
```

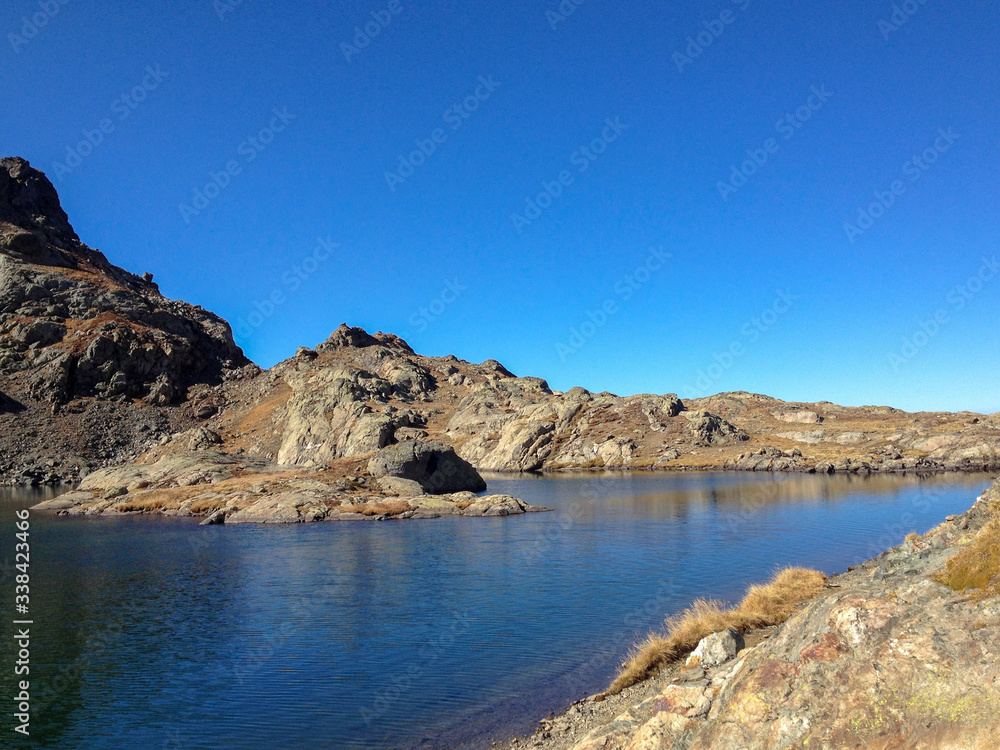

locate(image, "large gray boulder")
[[368, 440, 487, 494]]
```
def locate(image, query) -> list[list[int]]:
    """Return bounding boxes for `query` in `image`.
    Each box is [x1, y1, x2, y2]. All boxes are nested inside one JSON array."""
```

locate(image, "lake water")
[[0, 471, 994, 749]]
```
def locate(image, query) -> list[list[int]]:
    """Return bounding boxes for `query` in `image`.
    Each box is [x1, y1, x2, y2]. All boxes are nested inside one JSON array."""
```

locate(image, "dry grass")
[[188, 497, 226, 514], [351, 500, 411, 517], [222, 382, 293, 453], [115, 497, 168, 512], [607, 567, 827, 695], [934, 519, 1000, 602]]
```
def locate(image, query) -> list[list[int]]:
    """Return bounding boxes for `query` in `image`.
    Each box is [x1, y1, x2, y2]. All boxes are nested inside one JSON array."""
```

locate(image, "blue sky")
[[2, 0, 998, 412]]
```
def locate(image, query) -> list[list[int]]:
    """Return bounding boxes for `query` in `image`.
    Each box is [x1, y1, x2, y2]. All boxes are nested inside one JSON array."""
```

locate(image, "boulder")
[[200, 509, 227, 525], [686, 629, 745, 669], [459, 494, 546, 516], [368, 440, 487, 494]]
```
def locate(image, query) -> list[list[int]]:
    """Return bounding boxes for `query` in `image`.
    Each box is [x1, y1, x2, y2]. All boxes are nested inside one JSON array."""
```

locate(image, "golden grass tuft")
[[188, 497, 225, 514], [607, 567, 826, 695], [933, 519, 1000, 602], [115, 497, 168, 512], [351, 500, 411, 517]]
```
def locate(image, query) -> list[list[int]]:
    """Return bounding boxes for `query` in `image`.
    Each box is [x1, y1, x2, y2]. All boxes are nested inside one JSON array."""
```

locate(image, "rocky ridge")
[[1, 157, 253, 484], [175, 323, 1000, 481]]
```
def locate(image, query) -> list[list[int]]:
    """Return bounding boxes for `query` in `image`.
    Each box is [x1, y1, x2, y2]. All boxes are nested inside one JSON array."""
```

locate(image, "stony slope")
[[0, 157, 254, 484]]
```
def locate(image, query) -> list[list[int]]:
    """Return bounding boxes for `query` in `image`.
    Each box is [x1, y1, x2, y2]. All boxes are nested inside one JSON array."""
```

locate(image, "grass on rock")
[[934, 519, 1000, 602], [607, 567, 827, 695], [352, 500, 411, 517]]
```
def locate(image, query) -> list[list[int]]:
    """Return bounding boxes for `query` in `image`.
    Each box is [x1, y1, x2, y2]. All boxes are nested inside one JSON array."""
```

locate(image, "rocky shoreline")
[[492, 478, 1000, 750]]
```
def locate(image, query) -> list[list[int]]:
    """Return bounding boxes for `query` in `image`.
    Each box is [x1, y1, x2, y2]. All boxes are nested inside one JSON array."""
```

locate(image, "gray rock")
[[682, 411, 749, 445], [199, 509, 226, 525], [368, 440, 487, 494], [686, 629, 745, 669], [376, 476, 425, 496]]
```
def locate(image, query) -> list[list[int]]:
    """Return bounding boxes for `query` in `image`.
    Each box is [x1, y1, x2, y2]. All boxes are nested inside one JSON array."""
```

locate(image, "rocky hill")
[[34, 317, 998, 525], [0, 157, 254, 484], [183, 322, 1000, 478], [7, 154, 1000, 494]]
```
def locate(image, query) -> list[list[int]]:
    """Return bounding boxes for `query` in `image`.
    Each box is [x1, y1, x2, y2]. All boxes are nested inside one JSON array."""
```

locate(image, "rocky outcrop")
[[0, 156, 77, 245], [681, 410, 748, 445], [499, 480, 1000, 750], [0, 157, 253, 484], [685, 630, 745, 670], [770, 407, 823, 425]]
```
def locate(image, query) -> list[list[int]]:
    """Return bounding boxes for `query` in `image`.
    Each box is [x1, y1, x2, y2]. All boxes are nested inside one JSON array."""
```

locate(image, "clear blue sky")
[[2, 0, 998, 412]]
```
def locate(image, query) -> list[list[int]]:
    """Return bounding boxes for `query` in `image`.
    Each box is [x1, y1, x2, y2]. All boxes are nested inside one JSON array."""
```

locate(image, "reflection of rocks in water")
[[498, 481, 1000, 750]]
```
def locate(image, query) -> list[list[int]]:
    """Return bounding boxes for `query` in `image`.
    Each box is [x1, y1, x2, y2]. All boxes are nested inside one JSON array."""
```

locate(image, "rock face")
[[208, 323, 707, 475], [500, 481, 1000, 750], [770, 408, 823, 424], [368, 440, 487, 494], [0, 157, 253, 484]]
